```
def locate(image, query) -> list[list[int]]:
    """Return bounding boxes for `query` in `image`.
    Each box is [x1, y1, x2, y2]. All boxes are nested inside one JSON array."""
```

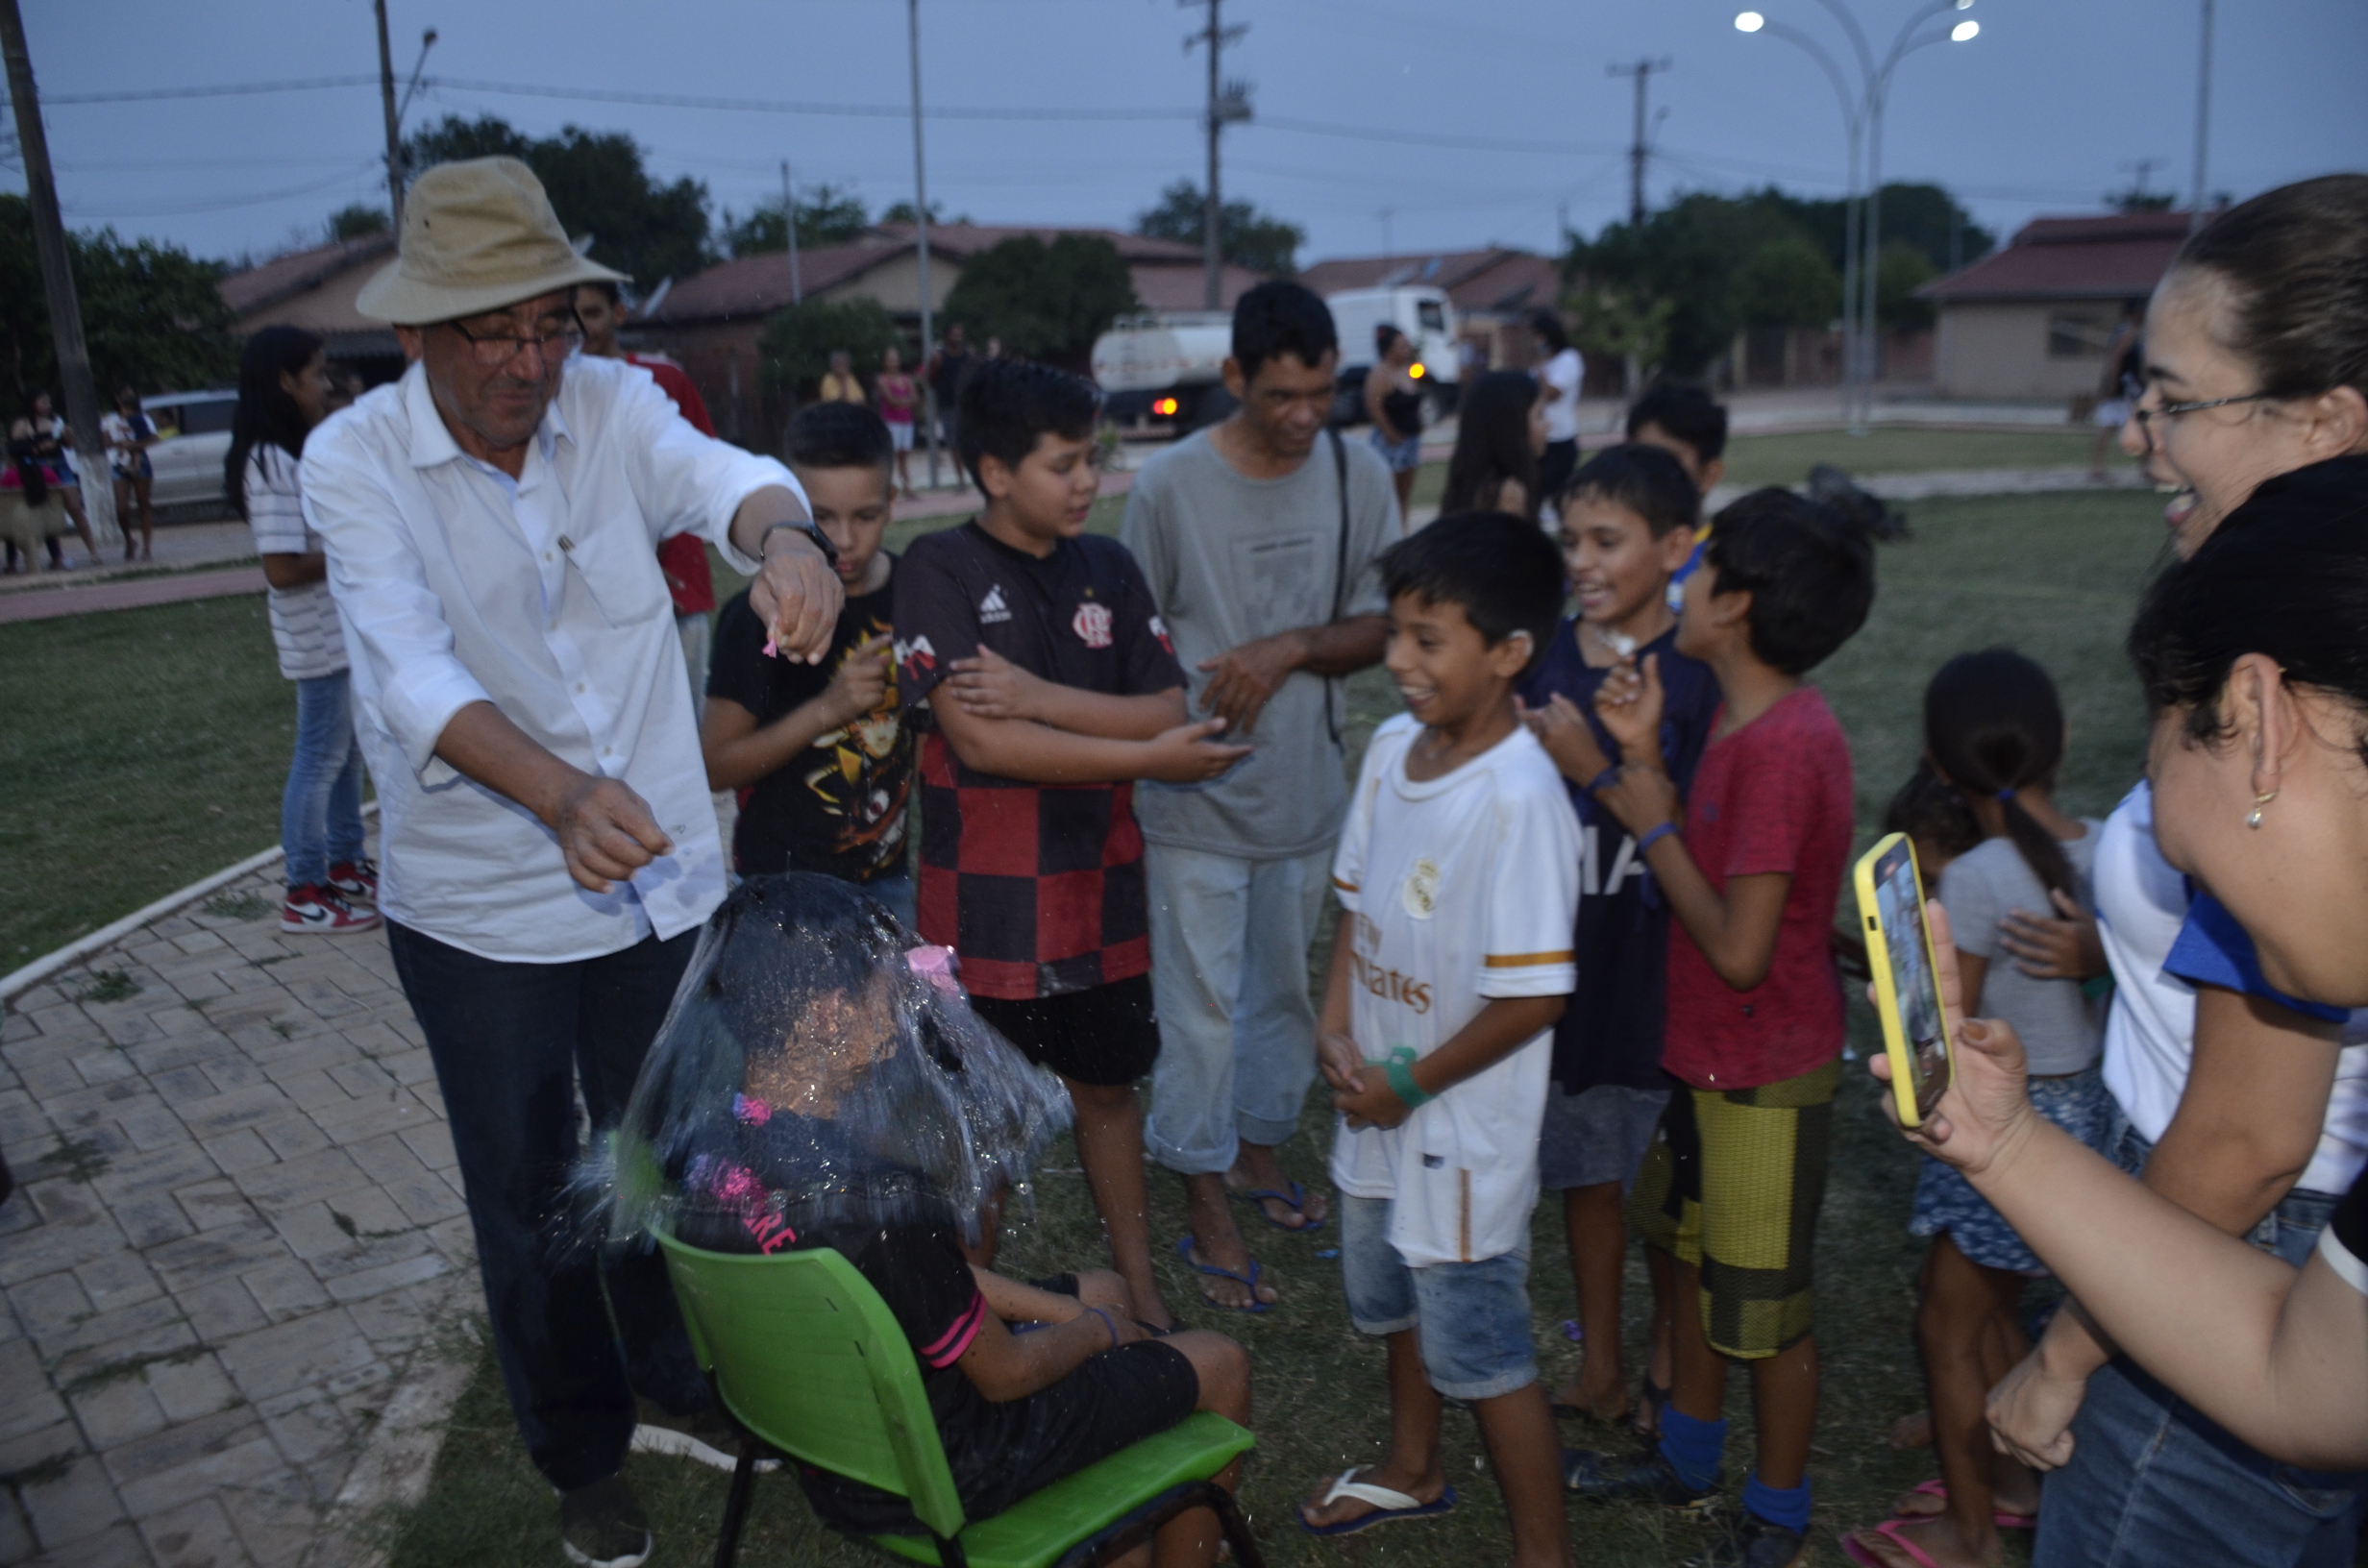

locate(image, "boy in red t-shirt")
[[1565, 489, 1874, 1568]]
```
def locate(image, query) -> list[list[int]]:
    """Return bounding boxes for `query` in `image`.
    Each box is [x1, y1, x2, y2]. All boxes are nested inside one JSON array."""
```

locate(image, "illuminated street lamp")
[[1736, 0, 1979, 430]]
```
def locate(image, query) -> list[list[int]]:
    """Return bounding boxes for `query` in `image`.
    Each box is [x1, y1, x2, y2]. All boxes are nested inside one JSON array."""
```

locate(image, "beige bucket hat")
[[355, 157, 623, 326]]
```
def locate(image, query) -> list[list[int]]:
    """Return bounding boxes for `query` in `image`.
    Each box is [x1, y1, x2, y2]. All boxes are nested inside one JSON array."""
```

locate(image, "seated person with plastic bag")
[[608, 872, 1251, 1566]]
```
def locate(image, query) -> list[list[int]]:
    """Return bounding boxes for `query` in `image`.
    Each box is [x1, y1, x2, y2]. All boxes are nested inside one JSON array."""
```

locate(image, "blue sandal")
[[1232, 1179, 1327, 1234], [1176, 1236, 1272, 1313], [1298, 1467, 1458, 1536]]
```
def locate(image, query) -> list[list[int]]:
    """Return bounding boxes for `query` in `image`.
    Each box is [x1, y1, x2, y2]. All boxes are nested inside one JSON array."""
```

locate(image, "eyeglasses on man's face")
[[443, 312, 585, 369]]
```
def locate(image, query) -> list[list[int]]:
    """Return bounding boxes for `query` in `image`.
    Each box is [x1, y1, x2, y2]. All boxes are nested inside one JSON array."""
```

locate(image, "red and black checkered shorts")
[[915, 733, 1152, 1001]]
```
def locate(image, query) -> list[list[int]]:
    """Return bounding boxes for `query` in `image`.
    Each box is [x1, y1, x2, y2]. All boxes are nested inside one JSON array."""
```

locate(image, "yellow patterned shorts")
[[1627, 1058, 1839, 1359]]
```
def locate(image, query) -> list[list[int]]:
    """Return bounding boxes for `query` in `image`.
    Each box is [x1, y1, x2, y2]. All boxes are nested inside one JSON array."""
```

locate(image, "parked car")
[[136, 389, 239, 512]]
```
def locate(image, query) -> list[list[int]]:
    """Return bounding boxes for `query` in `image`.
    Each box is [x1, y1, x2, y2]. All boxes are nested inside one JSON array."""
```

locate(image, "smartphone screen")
[[1870, 838, 1950, 1115]]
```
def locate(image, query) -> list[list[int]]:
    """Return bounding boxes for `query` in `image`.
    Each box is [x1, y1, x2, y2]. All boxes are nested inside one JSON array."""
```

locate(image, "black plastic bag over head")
[[605, 872, 1069, 1250]]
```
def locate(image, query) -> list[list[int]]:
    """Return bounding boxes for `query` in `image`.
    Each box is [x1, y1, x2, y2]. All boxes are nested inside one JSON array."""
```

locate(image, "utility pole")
[[908, 0, 939, 488], [2188, 0, 2215, 231], [781, 160, 802, 304], [374, 0, 405, 229], [1607, 57, 1671, 227], [0, 0, 114, 546], [1185, 0, 1250, 310]]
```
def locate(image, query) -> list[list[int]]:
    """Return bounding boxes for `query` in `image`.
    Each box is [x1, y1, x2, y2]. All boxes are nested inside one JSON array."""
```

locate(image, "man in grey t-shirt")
[[1123, 282, 1397, 1308]]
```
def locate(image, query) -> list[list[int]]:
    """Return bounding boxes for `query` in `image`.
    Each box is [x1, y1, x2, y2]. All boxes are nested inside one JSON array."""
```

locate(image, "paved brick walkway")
[[0, 847, 476, 1568]]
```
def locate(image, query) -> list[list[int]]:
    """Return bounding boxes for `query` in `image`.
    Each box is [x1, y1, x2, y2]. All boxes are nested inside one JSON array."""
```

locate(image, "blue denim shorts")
[[1369, 429, 1422, 473], [1339, 1194, 1537, 1401], [1911, 1066, 2111, 1273]]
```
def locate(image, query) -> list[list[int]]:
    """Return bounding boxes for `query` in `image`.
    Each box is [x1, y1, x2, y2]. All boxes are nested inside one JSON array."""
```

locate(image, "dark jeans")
[[387, 920, 707, 1491], [2030, 1113, 2366, 1565]]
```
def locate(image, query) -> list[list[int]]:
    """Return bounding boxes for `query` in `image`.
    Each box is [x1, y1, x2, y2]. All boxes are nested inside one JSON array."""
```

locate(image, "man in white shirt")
[[301, 158, 842, 1568]]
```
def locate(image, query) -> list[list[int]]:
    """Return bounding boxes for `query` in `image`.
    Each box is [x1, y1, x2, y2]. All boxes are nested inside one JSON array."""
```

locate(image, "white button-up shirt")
[[301, 354, 805, 963]]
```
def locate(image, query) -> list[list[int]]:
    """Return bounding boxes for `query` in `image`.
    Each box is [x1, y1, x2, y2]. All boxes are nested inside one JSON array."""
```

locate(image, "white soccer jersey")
[[1328, 714, 1583, 1267]]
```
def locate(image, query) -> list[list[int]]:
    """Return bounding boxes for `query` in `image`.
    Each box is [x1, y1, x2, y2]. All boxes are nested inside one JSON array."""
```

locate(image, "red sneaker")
[[282, 884, 382, 935], [327, 858, 380, 903]]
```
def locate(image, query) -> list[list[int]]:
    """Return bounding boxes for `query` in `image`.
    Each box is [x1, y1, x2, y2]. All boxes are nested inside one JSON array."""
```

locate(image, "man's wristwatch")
[[759, 518, 837, 569]]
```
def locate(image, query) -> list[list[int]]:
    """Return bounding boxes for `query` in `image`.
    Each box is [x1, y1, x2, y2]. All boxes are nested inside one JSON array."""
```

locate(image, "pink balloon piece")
[[761, 638, 779, 659], [905, 943, 964, 995]]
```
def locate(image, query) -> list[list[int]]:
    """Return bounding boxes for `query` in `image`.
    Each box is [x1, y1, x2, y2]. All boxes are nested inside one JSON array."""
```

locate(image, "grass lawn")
[[382, 485, 2173, 1567], [0, 594, 297, 966]]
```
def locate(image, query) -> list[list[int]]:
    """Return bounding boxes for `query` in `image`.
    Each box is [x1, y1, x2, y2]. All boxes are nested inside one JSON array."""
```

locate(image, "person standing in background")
[[15, 391, 96, 563], [1439, 369, 1547, 521], [227, 326, 380, 935], [819, 350, 866, 404], [102, 386, 158, 562], [876, 345, 920, 500], [576, 279, 722, 717], [2088, 301, 2144, 483], [1364, 325, 1426, 524], [927, 321, 974, 484], [1533, 308, 1586, 504]]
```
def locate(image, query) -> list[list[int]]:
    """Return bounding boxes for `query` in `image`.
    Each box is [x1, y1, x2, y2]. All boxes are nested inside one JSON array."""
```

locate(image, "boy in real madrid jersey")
[[1297, 515, 1583, 1566], [894, 359, 1250, 1330]]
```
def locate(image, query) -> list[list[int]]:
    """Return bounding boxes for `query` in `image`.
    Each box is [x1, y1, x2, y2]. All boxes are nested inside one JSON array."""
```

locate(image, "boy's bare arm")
[[925, 690, 1246, 786], [701, 633, 893, 790], [1316, 915, 1366, 1096], [1333, 993, 1566, 1130], [941, 649, 1186, 739], [1593, 763, 1789, 992], [958, 1283, 1147, 1404]]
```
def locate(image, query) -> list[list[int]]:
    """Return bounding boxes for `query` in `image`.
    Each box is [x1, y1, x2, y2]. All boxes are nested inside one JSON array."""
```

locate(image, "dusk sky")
[[12, 0, 2367, 278]]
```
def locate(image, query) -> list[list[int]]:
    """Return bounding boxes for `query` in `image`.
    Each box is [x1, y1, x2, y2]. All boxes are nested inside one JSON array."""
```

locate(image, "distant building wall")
[[1933, 301, 2110, 401]]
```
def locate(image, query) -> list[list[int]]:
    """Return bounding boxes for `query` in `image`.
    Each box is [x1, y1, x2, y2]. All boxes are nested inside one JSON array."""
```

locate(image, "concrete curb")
[[0, 802, 379, 1004]]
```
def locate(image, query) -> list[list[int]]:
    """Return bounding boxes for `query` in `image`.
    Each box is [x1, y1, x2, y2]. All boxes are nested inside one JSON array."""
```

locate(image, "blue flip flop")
[[1176, 1236, 1272, 1313], [1232, 1180, 1328, 1234], [1298, 1467, 1459, 1536]]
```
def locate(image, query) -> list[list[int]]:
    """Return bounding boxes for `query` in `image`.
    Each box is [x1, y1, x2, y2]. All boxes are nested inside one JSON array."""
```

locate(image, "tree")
[[757, 296, 903, 399], [943, 234, 1141, 371], [2109, 184, 2176, 213], [1734, 233, 1840, 328], [1875, 237, 1937, 329], [402, 113, 710, 288], [1135, 181, 1302, 276], [0, 197, 237, 412], [325, 204, 389, 241], [720, 184, 871, 257], [880, 199, 973, 227], [1566, 281, 1674, 394]]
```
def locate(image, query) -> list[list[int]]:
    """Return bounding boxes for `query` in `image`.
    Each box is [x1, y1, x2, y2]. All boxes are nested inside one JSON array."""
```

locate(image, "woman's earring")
[[2248, 790, 2278, 829]]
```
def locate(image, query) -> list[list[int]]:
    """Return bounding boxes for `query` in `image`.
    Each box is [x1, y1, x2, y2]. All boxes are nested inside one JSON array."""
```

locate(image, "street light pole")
[[2188, 0, 2214, 231], [1862, 6, 1974, 426], [908, 0, 939, 489], [1735, 12, 1862, 429]]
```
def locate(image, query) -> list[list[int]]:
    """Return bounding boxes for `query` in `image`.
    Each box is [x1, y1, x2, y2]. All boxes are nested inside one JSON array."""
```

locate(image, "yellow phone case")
[[1852, 831, 1956, 1129]]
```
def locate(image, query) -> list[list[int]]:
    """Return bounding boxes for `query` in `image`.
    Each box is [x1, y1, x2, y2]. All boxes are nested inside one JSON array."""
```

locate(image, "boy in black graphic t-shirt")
[[704, 404, 917, 919], [894, 359, 1250, 1330]]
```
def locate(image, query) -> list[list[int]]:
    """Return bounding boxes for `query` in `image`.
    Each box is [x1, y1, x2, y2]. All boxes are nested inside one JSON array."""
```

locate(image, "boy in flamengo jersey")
[[1566, 488, 1875, 1568], [894, 358, 1248, 1329], [1297, 513, 1582, 1568]]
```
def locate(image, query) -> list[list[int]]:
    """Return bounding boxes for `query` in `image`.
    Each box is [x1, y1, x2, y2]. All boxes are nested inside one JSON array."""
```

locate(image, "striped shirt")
[[246, 446, 348, 681]]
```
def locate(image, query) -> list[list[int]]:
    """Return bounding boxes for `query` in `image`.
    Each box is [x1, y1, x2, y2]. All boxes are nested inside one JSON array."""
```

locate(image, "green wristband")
[[1381, 1046, 1434, 1110]]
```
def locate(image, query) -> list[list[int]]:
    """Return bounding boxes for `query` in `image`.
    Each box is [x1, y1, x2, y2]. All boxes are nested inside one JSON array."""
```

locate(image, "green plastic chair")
[[655, 1232, 1263, 1568]]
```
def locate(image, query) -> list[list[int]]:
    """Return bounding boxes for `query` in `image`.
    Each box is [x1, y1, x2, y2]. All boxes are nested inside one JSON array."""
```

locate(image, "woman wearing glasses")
[[1850, 174, 2368, 1568]]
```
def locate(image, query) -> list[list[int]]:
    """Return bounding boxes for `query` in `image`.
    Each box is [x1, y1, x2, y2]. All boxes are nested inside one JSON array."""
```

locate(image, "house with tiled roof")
[[1297, 246, 1568, 375], [637, 223, 1267, 442], [1918, 208, 2200, 401], [218, 232, 404, 380]]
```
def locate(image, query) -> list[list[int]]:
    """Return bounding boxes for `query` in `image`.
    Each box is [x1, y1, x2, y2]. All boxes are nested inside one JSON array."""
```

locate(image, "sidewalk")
[[0, 836, 479, 1568]]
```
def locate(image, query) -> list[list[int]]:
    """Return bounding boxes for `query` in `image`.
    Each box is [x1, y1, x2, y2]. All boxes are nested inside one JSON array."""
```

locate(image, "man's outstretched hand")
[[1196, 632, 1304, 738]]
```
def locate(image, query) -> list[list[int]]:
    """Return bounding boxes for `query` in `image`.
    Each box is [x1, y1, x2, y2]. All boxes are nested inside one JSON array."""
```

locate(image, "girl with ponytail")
[[1844, 649, 2109, 1568]]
